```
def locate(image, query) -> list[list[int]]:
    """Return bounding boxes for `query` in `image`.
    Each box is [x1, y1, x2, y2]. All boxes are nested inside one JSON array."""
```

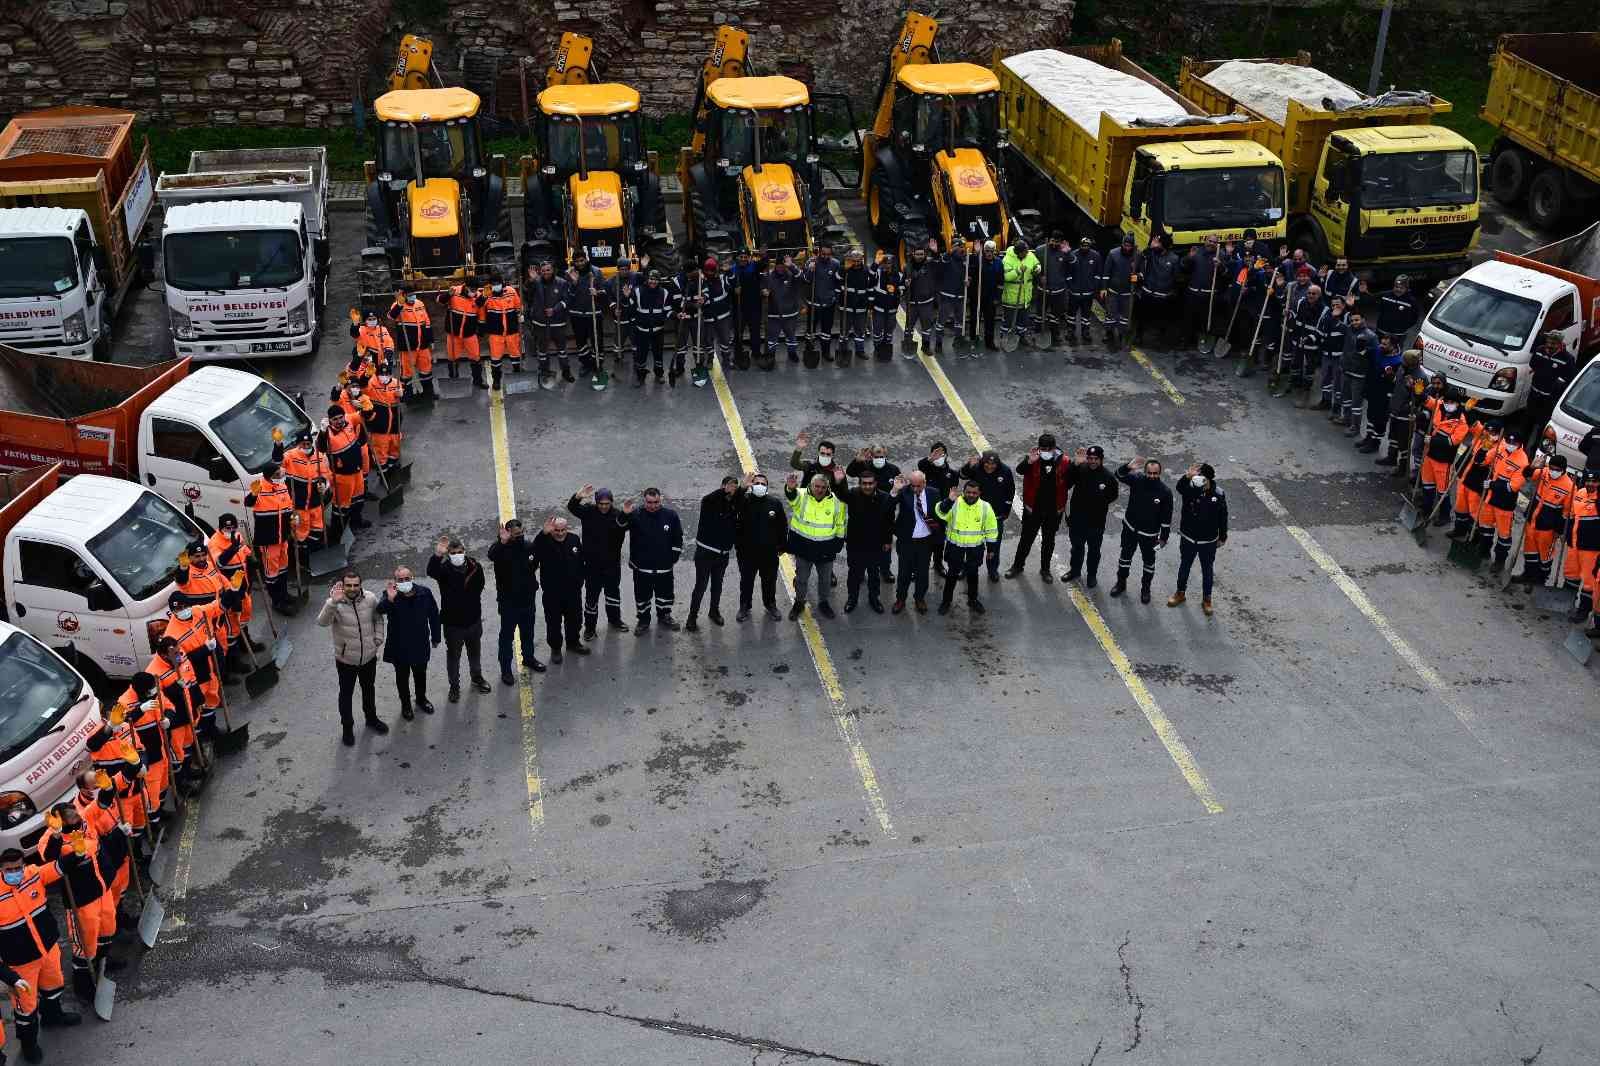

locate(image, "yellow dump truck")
[[995, 42, 1286, 251], [1482, 33, 1600, 230], [1179, 54, 1479, 284]]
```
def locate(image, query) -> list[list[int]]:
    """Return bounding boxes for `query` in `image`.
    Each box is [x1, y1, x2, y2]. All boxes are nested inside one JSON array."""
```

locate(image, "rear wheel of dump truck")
[[1490, 145, 1533, 208], [1527, 169, 1570, 231]]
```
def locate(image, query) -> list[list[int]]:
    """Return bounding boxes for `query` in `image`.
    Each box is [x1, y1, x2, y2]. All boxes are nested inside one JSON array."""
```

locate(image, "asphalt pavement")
[[70, 199, 1600, 1066]]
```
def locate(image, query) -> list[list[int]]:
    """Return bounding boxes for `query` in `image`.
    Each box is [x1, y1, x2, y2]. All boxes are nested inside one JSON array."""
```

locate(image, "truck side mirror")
[[84, 580, 121, 613], [207, 457, 237, 484]]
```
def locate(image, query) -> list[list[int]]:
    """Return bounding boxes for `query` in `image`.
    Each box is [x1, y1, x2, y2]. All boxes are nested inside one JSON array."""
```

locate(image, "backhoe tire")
[[642, 234, 679, 278], [688, 186, 713, 263], [868, 175, 895, 248], [1527, 169, 1570, 232], [897, 222, 930, 264]]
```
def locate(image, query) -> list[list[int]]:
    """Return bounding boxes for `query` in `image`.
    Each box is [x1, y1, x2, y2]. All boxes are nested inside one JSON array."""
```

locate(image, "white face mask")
[[818, 454, 832, 467], [448, 553, 466, 567], [1443, 403, 1458, 414], [1191, 475, 1206, 489], [176, 607, 193, 621], [396, 581, 414, 594], [932, 456, 946, 467], [752, 483, 769, 498], [871, 457, 886, 468], [1044, 450, 1058, 461]]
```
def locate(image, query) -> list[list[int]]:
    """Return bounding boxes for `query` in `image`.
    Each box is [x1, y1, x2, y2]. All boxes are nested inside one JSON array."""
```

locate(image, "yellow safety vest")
[[787, 489, 847, 542], [935, 496, 998, 547]]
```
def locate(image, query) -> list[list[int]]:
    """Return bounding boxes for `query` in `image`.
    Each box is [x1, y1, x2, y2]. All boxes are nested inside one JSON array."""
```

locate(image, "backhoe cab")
[[862, 12, 1011, 260], [519, 33, 676, 277], [360, 35, 513, 310], [678, 28, 833, 260]]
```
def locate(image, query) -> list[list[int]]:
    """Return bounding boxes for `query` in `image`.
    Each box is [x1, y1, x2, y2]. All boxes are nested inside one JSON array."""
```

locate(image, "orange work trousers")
[[398, 346, 433, 382], [293, 505, 325, 544], [9, 944, 64, 1016], [1420, 455, 1453, 493], [1454, 484, 1485, 527], [487, 332, 521, 365], [370, 432, 401, 466], [259, 540, 289, 582], [446, 332, 480, 362], [69, 891, 115, 960], [332, 471, 364, 510]]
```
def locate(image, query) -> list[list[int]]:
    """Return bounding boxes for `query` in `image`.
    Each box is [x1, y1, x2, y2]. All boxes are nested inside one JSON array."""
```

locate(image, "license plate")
[[250, 341, 293, 353], [590, 245, 613, 258]]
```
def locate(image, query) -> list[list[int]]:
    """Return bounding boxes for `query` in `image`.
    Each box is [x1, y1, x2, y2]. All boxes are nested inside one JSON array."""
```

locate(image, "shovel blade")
[[1447, 539, 1485, 569], [93, 971, 115, 1021], [143, 846, 165, 887], [244, 662, 279, 698], [1535, 585, 1573, 612], [271, 637, 293, 670], [214, 722, 250, 756], [1564, 628, 1594, 665], [1213, 337, 1232, 359], [998, 332, 1020, 353], [307, 542, 350, 579], [432, 378, 475, 400], [504, 376, 538, 395], [138, 895, 165, 948], [393, 462, 414, 486], [378, 486, 406, 514], [1398, 500, 1421, 532]]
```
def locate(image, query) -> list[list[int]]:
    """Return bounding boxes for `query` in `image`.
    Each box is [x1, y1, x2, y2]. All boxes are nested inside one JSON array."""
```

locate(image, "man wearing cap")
[[967, 240, 1003, 352], [525, 261, 571, 388], [842, 467, 893, 613], [1520, 454, 1573, 590], [318, 403, 372, 540], [736, 473, 788, 622], [427, 536, 491, 702], [439, 274, 487, 388], [567, 485, 631, 638], [685, 476, 743, 631], [1134, 234, 1179, 347], [351, 309, 396, 370], [1100, 233, 1138, 350], [531, 517, 588, 664], [678, 257, 734, 386], [243, 458, 298, 615], [387, 284, 435, 403], [1338, 309, 1377, 433], [630, 268, 675, 386], [567, 251, 610, 379], [937, 238, 973, 352], [841, 249, 873, 366], [624, 488, 684, 631], [282, 430, 333, 560], [1008, 434, 1068, 581], [1527, 330, 1577, 443], [1180, 236, 1222, 351], [1168, 463, 1227, 615], [871, 249, 904, 362], [1064, 445, 1119, 587], [1066, 236, 1102, 345], [731, 250, 766, 369], [1356, 334, 1402, 452], [783, 473, 847, 619], [919, 442, 960, 576], [804, 244, 843, 363], [1000, 236, 1041, 347], [1481, 425, 1531, 573], [904, 242, 941, 356], [935, 479, 999, 615], [960, 450, 1015, 582], [487, 518, 545, 684], [1377, 348, 1426, 472], [1038, 233, 1071, 347], [1363, 274, 1420, 349], [1111, 457, 1173, 604], [767, 254, 805, 368]]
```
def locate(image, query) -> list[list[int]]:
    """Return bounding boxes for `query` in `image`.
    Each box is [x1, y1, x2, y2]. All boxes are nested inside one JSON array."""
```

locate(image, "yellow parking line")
[[1091, 306, 1186, 406], [709, 356, 897, 839], [489, 389, 546, 833], [160, 794, 203, 936], [917, 353, 992, 452]]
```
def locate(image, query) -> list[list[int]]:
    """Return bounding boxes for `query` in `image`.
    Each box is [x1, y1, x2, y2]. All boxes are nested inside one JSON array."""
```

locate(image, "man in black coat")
[[735, 472, 787, 621], [686, 476, 742, 630], [1110, 457, 1173, 604], [1167, 463, 1228, 615], [842, 468, 894, 613], [958, 450, 1016, 582], [486, 517, 544, 684], [376, 565, 442, 721], [532, 516, 589, 663], [1063, 445, 1119, 588], [623, 488, 684, 632], [426, 535, 491, 702], [567, 485, 630, 638]]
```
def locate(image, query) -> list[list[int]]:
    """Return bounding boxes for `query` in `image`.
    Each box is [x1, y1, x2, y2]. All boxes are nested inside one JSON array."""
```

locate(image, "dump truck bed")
[[1496, 220, 1600, 351], [1482, 33, 1600, 189], [156, 147, 329, 243], [0, 346, 189, 477]]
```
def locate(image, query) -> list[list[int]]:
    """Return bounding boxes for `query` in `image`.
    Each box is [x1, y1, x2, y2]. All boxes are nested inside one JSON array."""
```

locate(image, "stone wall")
[[0, 0, 1076, 127]]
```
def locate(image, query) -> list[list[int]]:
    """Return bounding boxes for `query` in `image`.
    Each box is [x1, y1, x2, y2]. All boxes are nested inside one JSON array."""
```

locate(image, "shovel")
[[1534, 540, 1573, 611], [114, 793, 165, 948], [1397, 490, 1424, 533], [243, 552, 293, 669], [365, 463, 406, 514], [60, 860, 115, 1020], [997, 304, 1021, 353], [1446, 483, 1492, 569], [1564, 625, 1594, 665], [201, 615, 249, 754], [307, 526, 354, 580]]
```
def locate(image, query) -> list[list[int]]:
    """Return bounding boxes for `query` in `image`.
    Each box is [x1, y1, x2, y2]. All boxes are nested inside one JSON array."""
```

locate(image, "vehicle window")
[[718, 111, 755, 166], [0, 236, 77, 298], [1361, 150, 1478, 209], [209, 383, 309, 475], [163, 230, 304, 291], [0, 632, 83, 765], [1164, 166, 1285, 230], [916, 94, 996, 151], [73, 221, 95, 275], [86, 492, 198, 603], [149, 417, 223, 470], [1428, 278, 1541, 351], [1322, 142, 1356, 201], [1559, 362, 1600, 428], [17, 541, 95, 596], [548, 117, 638, 172], [381, 119, 479, 181], [1543, 294, 1576, 333]]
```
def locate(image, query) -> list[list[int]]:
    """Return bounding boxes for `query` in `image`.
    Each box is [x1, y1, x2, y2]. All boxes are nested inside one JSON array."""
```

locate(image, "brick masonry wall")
[[0, 0, 1076, 127]]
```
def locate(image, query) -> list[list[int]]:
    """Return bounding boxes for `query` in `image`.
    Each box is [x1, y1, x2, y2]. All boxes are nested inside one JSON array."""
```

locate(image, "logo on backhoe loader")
[[956, 167, 987, 190], [583, 190, 616, 212], [760, 184, 792, 205], [419, 199, 450, 220]]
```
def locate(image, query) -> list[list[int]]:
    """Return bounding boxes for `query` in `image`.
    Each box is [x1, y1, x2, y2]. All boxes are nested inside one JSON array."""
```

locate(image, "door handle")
[[145, 473, 156, 486], [14, 603, 24, 617]]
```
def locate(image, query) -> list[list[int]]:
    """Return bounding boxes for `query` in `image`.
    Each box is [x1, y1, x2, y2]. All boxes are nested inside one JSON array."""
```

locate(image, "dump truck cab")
[[863, 14, 1010, 260], [361, 85, 513, 307], [1124, 140, 1285, 249]]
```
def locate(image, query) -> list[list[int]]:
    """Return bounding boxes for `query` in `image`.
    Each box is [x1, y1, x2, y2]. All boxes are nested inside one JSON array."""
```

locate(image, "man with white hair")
[[533, 515, 589, 663]]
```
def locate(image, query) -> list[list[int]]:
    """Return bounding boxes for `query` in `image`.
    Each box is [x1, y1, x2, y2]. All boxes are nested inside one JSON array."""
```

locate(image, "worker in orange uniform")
[[1417, 389, 1470, 528], [86, 696, 155, 852], [175, 535, 255, 668], [0, 846, 84, 1062], [144, 635, 204, 797], [482, 275, 524, 392], [318, 404, 372, 541], [1570, 468, 1600, 627], [160, 592, 223, 738], [1520, 454, 1574, 590], [363, 363, 404, 473], [207, 512, 253, 631], [350, 308, 396, 369], [1448, 420, 1498, 543], [1482, 428, 1531, 573], [35, 803, 121, 1003], [122, 673, 171, 840], [387, 284, 436, 404], [243, 457, 299, 614], [439, 275, 487, 389], [283, 429, 333, 559], [70, 772, 130, 925]]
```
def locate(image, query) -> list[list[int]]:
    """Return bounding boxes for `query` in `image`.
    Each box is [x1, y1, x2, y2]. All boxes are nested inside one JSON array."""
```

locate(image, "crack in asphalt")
[[1082, 1035, 1104, 1065], [1117, 933, 1145, 1053]]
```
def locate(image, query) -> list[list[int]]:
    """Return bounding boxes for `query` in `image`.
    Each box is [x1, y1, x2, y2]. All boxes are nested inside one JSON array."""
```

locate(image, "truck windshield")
[[0, 632, 84, 765], [1428, 278, 1541, 352], [719, 109, 809, 166], [1163, 167, 1286, 231], [917, 93, 998, 152], [86, 492, 197, 604], [1361, 150, 1478, 209], [548, 115, 640, 172], [210, 382, 310, 474], [0, 236, 77, 298], [382, 119, 479, 181], [1558, 363, 1600, 428], [163, 230, 303, 291]]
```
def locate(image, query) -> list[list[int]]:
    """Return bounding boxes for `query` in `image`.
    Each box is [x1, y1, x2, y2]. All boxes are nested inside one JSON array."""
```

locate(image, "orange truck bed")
[[1495, 220, 1600, 353], [0, 463, 64, 580], [0, 346, 189, 477]]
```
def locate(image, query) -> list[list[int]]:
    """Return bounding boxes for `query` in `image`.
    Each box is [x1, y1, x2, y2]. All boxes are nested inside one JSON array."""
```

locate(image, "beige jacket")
[[316, 589, 386, 665]]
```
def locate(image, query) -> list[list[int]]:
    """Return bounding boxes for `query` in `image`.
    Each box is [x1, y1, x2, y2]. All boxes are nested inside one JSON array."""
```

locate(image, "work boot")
[[525, 657, 547, 673], [937, 601, 951, 615], [348, 504, 372, 532], [416, 696, 434, 714], [448, 685, 461, 704], [709, 610, 724, 626], [96, 942, 126, 975], [39, 990, 80, 1028], [1040, 570, 1053, 584], [471, 364, 489, 389], [448, 360, 460, 379], [551, 648, 563, 664], [1376, 447, 1399, 467], [1003, 565, 1024, 579], [610, 618, 630, 632], [1109, 578, 1127, 597], [971, 599, 986, 614], [490, 363, 503, 391], [658, 616, 681, 632], [341, 721, 355, 746], [570, 642, 591, 655], [502, 668, 517, 686], [402, 382, 417, 406], [736, 608, 751, 622], [684, 617, 699, 632], [1202, 597, 1213, 616], [1140, 585, 1152, 605], [400, 700, 415, 722], [1085, 572, 1097, 589], [1050, 328, 1061, 346], [71, 958, 95, 1003], [1063, 568, 1080, 582], [561, 365, 576, 384], [934, 336, 945, 355], [817, 601, 835, 619], [421, 378, 437, 403], [1167, 591, 1186, 607], [764, 605, 782, 621], [582, 624, 597, 641], [844, 598, 858, 614], [788, 602, 804, 620], [635, 617, 651, 635]]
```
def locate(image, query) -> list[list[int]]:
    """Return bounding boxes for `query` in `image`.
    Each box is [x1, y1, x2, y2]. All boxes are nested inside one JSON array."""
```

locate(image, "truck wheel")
[[1491, 147, 1533, 207], [1527, 169, 1569, 231], [868, 177, 894, 247]]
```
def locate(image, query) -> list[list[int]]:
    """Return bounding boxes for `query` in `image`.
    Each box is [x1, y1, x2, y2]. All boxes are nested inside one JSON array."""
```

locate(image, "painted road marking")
[[1091, 305, 1186, 406], [709, 355, 897, 839], [160, 794, 203, 938], [490, 389, 547, 832], [1246, 480, 1485, 748]]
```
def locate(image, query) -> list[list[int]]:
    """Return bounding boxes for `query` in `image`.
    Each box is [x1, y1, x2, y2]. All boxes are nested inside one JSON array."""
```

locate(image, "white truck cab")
[[0, 620, 102, 852], [161, 200, 319, 360], [136, 366, 311, 528], [2, 475, 203, 685], [1548, 359, 1600, 472], [0, 207, 112, 360], [1417, 260, 1584, 416]]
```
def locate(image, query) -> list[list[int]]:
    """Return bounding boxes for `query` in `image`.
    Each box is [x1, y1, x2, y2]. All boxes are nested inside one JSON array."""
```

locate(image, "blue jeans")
[[1176, 539, 1217, 598], [497, 604, 538, 671]]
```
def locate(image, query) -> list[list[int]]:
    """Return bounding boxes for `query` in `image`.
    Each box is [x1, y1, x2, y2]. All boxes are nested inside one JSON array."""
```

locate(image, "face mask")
[[871, 457, 886, 469], [396, 581, 414, 594], [933, 456, 946, 467], [378, 373, 391, 382], [817, 454, 832, 467], [1443, 403, 1458, 414], [1191, 475, 1206, 489], [448, 553, 466, 567], [176, 607, 193, 620], [752, 484, 768, 498], [1, 870, 21, 887], [1044, 450, 1058, 461], [405, 295, 416, 305], [365, 320, 377, 329], [493, 285, 504, 294]]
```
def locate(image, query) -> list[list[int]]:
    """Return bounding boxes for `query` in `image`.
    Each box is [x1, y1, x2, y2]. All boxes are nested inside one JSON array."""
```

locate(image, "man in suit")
[[890, 469, 942, 614]]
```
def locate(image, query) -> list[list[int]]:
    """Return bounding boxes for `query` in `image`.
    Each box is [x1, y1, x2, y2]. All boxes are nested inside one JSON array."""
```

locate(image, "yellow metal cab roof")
[[1335, 124, 1474, 153], [1141, 139, 1283, 168], [539, 83, 641, 117], [374, 87, 480, 123], [896, 62, 999, 96], [706, 76, 810, 110]]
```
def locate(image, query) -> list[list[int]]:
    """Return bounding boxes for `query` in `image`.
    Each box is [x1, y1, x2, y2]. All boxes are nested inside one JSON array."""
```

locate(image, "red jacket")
[[1019, 455, 1070, 514]]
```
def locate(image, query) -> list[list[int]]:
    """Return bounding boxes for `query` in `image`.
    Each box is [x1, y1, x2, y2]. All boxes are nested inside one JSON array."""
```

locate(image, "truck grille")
[[1367, 221, 1478, 258]]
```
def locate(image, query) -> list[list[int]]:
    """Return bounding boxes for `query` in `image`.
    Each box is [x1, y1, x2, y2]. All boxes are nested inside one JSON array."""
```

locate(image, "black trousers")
[[1067, 519, 1105, 579], [895, 537, 934, 602], [1013, 508, 1062, 572], [734, 308, 763, 364], [543, 588, 582, 649], [633, 568, 675, 620], [1176, 539, 1217, 597], [941, 545, 983, 605], [392, 661, 428, 708], [633, 330, 665, 371], [584, 560, 623, 626], [1116, 525, 1160, 588], [688, 550, 730, 618], [335, 657, 377, 725], [737, 549, 779, 609], [846, 545, 884, 605]]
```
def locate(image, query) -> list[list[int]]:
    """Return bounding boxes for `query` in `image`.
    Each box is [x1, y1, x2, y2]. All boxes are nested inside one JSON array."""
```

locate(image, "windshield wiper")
[[0, 722, 66, 766], [1436, 321, 1508, 356]]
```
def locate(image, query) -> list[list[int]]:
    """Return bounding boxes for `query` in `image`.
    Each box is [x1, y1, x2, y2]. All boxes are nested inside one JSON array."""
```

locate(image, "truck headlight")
[[170, 308, 194, 340], [1489, 367, 1517, 393], [0, 791, 36, 829], [62, 311, 87, 343], [287, 301, 308, 333]]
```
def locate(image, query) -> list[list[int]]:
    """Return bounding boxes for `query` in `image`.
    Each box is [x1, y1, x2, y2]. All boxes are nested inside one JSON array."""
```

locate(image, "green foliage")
[[391, 0, 449, 27]]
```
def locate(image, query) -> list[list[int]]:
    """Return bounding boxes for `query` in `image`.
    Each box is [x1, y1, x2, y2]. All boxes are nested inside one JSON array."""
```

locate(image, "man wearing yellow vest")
[[935, 479, 999, 615], [783, 473, 847, 620]]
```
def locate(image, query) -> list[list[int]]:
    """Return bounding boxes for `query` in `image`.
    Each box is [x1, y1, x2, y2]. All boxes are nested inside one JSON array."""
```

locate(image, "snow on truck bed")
[[1002, 50, 1190, 137], [1199, 60, 1365, 124]]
